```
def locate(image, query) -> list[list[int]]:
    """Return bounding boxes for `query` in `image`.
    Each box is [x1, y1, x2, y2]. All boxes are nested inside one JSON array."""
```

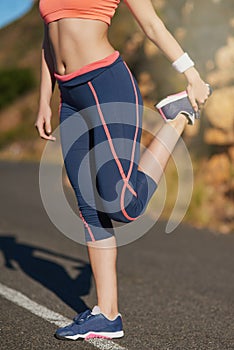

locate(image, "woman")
[[35, 0, 210, 340]]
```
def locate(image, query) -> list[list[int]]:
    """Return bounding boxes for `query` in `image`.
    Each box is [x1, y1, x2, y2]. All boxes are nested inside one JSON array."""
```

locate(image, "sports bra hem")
[[42, 9, 112, 25]]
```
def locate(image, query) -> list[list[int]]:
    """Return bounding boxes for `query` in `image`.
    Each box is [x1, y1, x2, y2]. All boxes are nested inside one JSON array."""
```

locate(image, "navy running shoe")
[[55, 306, 124, 340], [155, 90, 198, 125], [155, 84, 212, 125]]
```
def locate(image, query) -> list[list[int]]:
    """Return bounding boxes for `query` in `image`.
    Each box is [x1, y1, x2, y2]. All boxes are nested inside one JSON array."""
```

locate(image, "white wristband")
[[172, 53, 195, 73]]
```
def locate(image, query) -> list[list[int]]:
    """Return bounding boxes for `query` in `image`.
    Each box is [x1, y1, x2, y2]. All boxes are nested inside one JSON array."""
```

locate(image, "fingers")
[[187, 82, 212, 112], [45, 118, 52, 135], [34, 119, 56, 141], [206, 83, 213, 97], [187, 88, 199, 112], [190, 96, 199, 112], [197, 84, 211, 108]]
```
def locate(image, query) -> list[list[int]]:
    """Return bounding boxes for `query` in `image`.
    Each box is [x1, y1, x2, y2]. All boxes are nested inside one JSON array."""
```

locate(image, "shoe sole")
[[55, 330, 124, 340]]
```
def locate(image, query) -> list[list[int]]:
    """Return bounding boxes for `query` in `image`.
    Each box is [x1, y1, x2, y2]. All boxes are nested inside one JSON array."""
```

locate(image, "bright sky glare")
[[0, 0, 33, 29]]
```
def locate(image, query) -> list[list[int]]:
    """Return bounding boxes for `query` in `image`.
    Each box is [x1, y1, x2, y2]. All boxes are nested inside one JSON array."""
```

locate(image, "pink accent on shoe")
[[54, 51, 120, 82], [158, 108, 167, 121], [168, 90, 188, 98], [156, 90, 188, 121], [85, 334, 111, 340]]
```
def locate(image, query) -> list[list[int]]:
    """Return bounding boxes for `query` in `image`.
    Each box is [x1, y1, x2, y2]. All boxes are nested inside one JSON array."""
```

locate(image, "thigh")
[[60, 103, 90, 191], [59, 102, 114, 240], [88, 60, 143, 202], [59, 103, 99, 216]]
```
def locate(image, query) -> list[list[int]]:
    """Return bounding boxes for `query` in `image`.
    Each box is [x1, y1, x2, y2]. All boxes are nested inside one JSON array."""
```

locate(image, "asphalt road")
[[0, 161, 233, 350]]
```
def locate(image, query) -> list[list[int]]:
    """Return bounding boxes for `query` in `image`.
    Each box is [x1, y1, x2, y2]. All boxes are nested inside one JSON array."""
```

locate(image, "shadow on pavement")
[[0, 234, 92, 313]]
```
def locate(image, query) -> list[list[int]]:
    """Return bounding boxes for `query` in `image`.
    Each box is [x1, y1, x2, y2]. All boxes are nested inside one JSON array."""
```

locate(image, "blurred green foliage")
[[0, 68, 35, 110]]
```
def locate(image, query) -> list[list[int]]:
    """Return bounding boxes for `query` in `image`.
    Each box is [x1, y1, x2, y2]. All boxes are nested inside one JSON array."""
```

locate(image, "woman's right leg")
[[86, 114, 188, 320], [86, 59, 189, 224], [139, 113, 188, 184]]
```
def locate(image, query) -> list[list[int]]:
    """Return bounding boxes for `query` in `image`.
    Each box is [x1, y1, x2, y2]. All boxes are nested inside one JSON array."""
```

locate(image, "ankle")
[[98, 305, 119, 320], [166, 113, 188, 133], [171, 113, 189, 126]]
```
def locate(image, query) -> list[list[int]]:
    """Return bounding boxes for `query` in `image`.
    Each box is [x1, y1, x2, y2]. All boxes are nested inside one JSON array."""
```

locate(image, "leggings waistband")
[[54, 51, 120, 82]]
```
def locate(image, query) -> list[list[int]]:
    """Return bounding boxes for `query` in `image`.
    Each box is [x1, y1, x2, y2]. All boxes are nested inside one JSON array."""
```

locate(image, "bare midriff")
[[47, 18, 115, 75]]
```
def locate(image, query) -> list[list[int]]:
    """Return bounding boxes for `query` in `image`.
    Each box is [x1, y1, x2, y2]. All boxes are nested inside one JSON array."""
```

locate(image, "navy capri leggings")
[[56, 52, 157, 242]]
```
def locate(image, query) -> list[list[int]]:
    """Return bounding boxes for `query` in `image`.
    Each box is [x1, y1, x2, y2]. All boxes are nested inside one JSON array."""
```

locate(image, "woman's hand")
[[35, 103, 56, 141], [184, 67, 210, 113]]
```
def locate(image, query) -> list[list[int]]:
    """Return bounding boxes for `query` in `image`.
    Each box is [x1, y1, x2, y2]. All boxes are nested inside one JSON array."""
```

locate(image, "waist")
[[55, 51, 120, 83]]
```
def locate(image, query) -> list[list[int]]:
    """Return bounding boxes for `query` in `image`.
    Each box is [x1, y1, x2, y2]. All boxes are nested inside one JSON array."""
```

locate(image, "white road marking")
[[0, 282, 127, 350]]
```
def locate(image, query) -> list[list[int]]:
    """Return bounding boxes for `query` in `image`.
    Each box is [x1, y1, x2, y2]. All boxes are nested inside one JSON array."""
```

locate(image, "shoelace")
[[73, 309, 92, 324]]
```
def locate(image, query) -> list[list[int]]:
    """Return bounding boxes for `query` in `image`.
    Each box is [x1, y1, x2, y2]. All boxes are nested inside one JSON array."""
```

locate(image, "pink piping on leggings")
[[59, 97, 96, 241], [79, 210, 96, 242], [88, 62, 141, 222], [87, 82, 136, 197], [120, 62, 140, 221]]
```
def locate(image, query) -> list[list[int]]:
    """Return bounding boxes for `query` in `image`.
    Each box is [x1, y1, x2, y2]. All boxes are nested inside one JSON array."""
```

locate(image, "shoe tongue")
[[91, 305, 101, 315]]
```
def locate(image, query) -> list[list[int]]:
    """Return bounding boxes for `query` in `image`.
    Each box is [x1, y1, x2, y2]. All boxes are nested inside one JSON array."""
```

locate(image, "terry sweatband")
[[172, 53, 194, 73]]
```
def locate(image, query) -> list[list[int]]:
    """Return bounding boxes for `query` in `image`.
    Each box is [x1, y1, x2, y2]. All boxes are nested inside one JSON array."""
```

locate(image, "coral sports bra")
[[39, 0, 121, 25]]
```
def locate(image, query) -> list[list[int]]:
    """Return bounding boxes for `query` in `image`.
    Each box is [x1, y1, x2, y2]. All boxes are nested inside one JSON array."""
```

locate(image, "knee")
[[107, 202, 145, 223], [108, 211, 134, 223]]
